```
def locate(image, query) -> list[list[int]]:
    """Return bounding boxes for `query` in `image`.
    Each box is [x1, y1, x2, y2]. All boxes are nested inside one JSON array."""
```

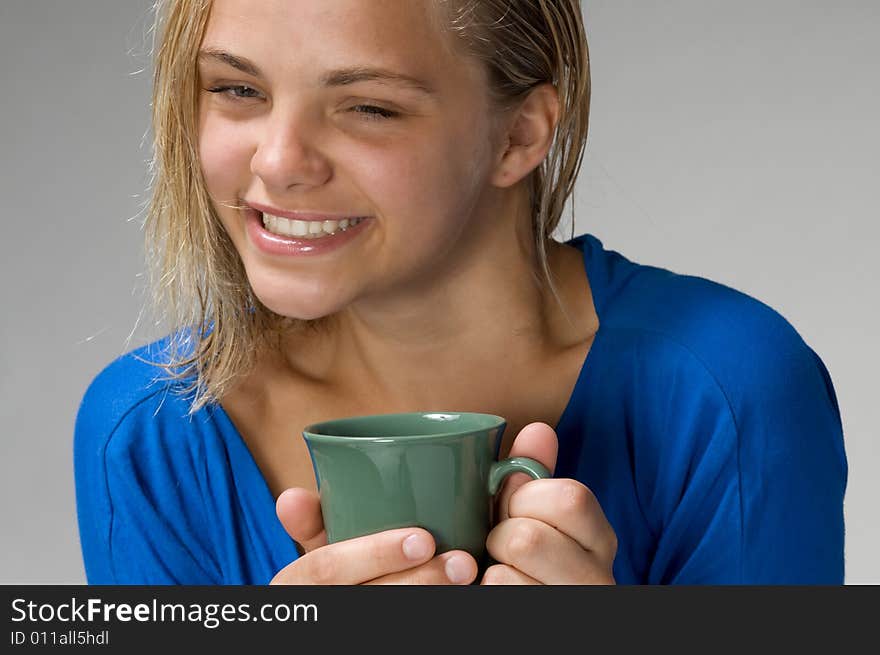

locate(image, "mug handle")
[[487, 456, 551, 496]]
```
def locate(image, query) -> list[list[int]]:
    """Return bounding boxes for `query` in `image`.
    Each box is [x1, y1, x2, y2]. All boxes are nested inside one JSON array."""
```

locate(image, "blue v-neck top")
[[74, 233, 848, 584]]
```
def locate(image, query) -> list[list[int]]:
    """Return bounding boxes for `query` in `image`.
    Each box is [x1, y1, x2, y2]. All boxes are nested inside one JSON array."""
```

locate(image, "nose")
[[250, 108, 332, 191]]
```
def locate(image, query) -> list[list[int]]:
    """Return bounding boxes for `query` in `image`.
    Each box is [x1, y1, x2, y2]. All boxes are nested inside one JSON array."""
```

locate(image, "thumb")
[[276, 487, 327, 554], [496, 422, 558, 521]]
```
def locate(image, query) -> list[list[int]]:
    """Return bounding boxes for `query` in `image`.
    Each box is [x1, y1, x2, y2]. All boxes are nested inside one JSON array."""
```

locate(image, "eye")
[[350, 105, 398, 121], [204, 84, 261, 101], [203, 86, 398, 122]]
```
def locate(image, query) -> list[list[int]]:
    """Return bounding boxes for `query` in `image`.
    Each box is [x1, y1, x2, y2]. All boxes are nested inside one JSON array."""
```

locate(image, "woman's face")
[[198, 0, 507, 320]]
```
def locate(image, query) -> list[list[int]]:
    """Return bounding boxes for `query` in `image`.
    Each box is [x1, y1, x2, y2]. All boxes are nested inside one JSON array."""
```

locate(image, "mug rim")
[[302, 411, 506, 443]]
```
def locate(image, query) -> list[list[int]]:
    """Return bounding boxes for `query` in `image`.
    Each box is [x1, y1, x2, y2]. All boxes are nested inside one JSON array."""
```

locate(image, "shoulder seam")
[[100, 385, 177, 583], [598, 324, 746, 583]]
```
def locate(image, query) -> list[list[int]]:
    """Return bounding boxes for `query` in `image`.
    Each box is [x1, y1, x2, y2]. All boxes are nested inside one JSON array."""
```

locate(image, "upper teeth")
[[261, 213, 363, 238]]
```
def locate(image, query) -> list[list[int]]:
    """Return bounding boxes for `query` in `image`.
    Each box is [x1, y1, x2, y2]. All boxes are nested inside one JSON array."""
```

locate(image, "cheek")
[[356, 130, 488, 234], [198, 112, 251, 201]]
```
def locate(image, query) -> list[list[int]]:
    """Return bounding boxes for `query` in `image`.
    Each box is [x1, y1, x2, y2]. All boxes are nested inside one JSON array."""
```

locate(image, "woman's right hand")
[[269, 488, 478, 585]]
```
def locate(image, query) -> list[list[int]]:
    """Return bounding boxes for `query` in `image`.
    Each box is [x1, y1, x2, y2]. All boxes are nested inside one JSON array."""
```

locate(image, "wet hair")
[[140, 0, 590, 413]]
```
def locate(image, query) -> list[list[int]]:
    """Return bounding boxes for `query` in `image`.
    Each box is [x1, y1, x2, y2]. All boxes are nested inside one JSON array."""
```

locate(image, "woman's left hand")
[[483, 422, 618, 585]]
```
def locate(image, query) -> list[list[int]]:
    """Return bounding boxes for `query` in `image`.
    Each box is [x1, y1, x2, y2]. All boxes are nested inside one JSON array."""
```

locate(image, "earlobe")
[[489, 83, 560, 189]]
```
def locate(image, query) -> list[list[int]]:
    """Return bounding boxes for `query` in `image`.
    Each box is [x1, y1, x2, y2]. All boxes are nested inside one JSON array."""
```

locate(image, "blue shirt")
[[74, 233, 848, 584]]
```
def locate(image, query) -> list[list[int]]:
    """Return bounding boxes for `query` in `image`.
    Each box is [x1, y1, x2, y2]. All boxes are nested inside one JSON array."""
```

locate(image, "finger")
[[480, 563, 542, 585], [276, 488, 326, 554], [486, 517, 615, 585], [271, 528, 436, 585], [365, 550, 478, 585], [497, 422, 558, 521], [507, 478, 618, 563]]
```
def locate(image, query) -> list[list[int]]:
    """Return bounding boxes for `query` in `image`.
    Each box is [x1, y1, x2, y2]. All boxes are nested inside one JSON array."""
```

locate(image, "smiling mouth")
[[260, 212, 369, 239]]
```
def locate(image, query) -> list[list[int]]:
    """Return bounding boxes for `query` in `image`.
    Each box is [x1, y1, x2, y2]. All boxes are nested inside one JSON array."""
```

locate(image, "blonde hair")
[[141, 0, 590, 413]]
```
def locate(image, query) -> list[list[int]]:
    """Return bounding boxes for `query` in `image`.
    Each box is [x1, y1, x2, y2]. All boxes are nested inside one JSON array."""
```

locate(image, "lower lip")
[[245, 209, 373, 257]]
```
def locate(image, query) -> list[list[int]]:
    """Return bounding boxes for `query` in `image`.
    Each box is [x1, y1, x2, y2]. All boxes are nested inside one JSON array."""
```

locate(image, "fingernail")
[[445, 554, 472, 584], [403, 533, 431, 560]]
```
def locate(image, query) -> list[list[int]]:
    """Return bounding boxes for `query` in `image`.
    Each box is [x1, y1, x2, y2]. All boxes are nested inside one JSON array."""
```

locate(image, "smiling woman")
[[73, 0, 847, 586], [146, 0, 591, 409]]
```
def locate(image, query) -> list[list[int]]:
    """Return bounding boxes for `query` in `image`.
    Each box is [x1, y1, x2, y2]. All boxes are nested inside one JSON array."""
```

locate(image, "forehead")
[[201, 0, 466, 84]]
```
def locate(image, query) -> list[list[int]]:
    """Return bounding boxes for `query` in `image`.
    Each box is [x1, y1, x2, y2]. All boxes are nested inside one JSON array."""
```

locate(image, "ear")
[[490, 83, 560, 189]]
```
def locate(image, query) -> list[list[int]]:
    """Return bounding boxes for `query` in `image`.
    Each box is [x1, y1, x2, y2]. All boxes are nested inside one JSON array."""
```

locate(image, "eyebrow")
[[197, 48, 438, 97]]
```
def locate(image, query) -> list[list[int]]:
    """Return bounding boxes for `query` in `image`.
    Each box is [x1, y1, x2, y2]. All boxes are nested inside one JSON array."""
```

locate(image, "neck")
[[277, 188, 579, 406]]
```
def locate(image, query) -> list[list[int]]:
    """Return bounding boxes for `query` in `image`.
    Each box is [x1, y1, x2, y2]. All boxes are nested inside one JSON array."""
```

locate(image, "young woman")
[[74, 0, 847, 585]]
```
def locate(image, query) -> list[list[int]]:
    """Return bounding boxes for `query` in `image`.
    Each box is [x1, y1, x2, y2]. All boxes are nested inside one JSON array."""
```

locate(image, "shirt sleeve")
[[74, 378, 223, 585], [640, 328, 847, 584]]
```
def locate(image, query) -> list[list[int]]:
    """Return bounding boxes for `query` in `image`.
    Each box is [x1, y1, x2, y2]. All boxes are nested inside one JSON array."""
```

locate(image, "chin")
[[258, 296, 338, 321], [249, 281, 341, 322], [244, 261, 356, 322]]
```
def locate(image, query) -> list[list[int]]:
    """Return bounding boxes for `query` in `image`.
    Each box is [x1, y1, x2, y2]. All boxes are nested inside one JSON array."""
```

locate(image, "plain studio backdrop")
[[1, 0, 877, 584]]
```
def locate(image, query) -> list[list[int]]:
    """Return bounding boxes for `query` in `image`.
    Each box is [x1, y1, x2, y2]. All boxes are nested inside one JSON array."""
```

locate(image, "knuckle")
[[560, 479, 592, 514], [607, 529, 619, 557], [507, 520, 542, 560]]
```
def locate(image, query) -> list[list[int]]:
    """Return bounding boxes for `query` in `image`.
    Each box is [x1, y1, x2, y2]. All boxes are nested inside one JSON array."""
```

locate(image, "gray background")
[[1, 1, 877, 583]]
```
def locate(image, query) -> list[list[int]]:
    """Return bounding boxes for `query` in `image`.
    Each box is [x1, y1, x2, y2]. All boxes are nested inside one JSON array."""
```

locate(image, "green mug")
[[302, 412, 550, 567]]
